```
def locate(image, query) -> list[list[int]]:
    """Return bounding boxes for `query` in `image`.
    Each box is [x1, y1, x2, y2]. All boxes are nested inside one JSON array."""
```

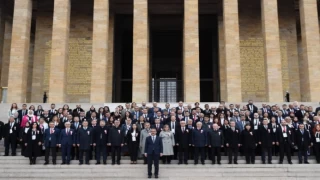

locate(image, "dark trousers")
[[261, 147, 272, 163], [79, 149, 90, 164], [211, 147, 221, 163], [111, 146, 121, 163], [178, 146, 188, 163], [128, 142, 138, 161], [228, 147, 239, 163], [298, 149, 308, 163], [188, 146, 194, 160], [71, 145, 79, 160], [162, 155, 171, 163], [61, 145, 72, 163], [244, 148, 255, 163], [173, 146, 178, 159], [29, 157, 37, 163], [272, 144, 279, 156], [4, 137, 16, 155], [147, 151, 160, 176], [279, 142, 291, 162], [96, 145, 107, 163], [45, 146, 57, 163], [194, 146, 205, 163], [314, 143, 320, 163]]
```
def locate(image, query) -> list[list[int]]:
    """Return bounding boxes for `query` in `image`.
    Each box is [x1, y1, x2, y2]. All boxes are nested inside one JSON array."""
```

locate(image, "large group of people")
[[1, 101, 320, 170]]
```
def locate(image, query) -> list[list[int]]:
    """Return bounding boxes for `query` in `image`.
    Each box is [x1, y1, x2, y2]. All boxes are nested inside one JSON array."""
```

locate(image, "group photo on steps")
[[1, 100, 320, 178]]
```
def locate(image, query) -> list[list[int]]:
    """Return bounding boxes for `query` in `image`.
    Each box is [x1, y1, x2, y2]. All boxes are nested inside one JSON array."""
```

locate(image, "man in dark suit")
[[192, 122, 207, 165], [152, 119, 163, 136], [59, 122, 76, 165], [144, 128, 163, 179], [168, 116, 179, 159], [225, 121, 240, 164], [71, 117, 81, 160], [93, 120, 109, 164], [295, 124, 311, 164], [17, 104, 28, 125], [72, 104, 84, 118], [259, 119, 275, 164], [208, 124, 224, 164], [175, 121, 191, 164], [48, 103, 57, 118], [107, 120, 124, 165], [43, 122, 60, 165], [77, 121, 92, 165], [4, 117, 19, 156], [276, 120, 293, 164], [0, 120, 4, 141], [295, 105, 306, 123], [246, 100, 258, 114]]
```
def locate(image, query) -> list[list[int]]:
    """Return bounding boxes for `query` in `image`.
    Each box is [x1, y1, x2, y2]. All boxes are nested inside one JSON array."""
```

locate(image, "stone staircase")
[[0, 142, 319, 179]]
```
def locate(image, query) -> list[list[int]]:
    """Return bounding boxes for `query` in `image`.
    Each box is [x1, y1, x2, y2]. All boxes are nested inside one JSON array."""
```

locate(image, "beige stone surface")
[[261, 0, 283, 102], [107, 13, 114, 102], [48, 0, 71, 103], [0, 19, 12, 88], [299, 0, 320, 101], [132, 0, 149, 102], [278, 0, 301, 101], [90, 0, 109, 103], [31, 11, 53, 102], [223, 0, 242, 102], [7, 0, 32, 103], [183, 0, 200, 102]]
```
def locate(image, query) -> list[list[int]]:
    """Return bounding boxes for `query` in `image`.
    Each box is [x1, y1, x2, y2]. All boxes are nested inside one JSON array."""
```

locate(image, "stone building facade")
[[0, 0, 319, 103]]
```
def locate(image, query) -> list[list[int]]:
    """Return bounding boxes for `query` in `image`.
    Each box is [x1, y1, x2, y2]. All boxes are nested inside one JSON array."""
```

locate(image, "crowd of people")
[[1, 100, 320, 166]]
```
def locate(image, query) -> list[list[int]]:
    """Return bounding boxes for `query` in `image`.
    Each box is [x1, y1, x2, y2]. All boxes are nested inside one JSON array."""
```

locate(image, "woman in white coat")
[[159, 124, 175, 164]]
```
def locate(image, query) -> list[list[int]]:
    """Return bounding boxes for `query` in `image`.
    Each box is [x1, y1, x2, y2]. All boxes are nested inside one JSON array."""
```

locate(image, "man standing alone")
[[145, 128, 163, 179]]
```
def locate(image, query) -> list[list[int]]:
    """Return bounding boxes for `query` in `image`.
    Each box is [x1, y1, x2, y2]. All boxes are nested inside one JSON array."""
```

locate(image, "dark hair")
[[10, 103, 18, 111]]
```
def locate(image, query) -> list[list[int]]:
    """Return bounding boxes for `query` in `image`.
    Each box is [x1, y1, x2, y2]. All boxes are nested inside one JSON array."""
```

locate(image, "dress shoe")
[[299, 162, 302, 164], [103, 161, 107, 165], [212, 162, 215, 165], [86, 163, 90, 165], [79, 163, 83, 165], [234, 162, 238, 164], [155, 175, 159, 179], [44, 162, 49, 165], [268, 161, 272, 164], [178, 162, 182, 165], [112, 163, 115, 165], [262, 161, 266, 164], [278, 161, 283, 164], [228, 162, 232, 164], [67, 162, 70, 165], [148, 175, 151, 178], [194, 162, 198, 165], [53, 162, 56, 165], [184, 162, 188, 165], [117, 162, 120, 165], [251, 162, 255, 164], [288, 161, 292, 164], [304, 161, 309, 164], [217, 162, 221, 165], [61, 162, 66, 165], [202, 162, 205, 165], [96, 162, 100, 165]]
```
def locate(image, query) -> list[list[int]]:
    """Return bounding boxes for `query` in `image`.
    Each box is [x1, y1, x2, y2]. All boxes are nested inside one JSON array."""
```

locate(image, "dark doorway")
[[113, 15, 133, 102], [199, 15, 220, 102], [149, 15, 183, 102]]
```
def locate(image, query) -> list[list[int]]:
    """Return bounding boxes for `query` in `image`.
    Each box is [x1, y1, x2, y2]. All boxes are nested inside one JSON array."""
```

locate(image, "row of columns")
[[5, 0, 320, 103]]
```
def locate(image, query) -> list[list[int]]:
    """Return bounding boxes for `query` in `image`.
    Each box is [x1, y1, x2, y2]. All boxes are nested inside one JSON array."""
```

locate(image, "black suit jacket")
[[175, 126, 192, 148], [258, 125, 276, 148], [295, 129, 311, 150], [246, 104, 258, 113], [225, 128, 240, 148], [276, 126, 293, 145]]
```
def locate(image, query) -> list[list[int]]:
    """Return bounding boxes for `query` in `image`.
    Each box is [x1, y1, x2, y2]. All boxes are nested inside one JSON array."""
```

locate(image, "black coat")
[[92, 126, 109, 146], [241, 130, 257, 149], [126, 129, 140, 146], [207, 129, 224, 147], [108, 126, 124, 146], [225, 128, 241, 148], [258, 125, 275, 148], [23, 129, 43, 157], [0, 121, 4, 140], [276, 126, 293, 145], [76, 127, 93, 150], [4, 122, 20, 140], [295, 129, 311, 150], [175, 126, 192, 148]]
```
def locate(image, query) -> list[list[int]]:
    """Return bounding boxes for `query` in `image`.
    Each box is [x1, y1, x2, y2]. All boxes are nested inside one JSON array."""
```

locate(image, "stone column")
[[183, 0, 200, 102], [48, 0, 71, 103], [299, 0, 320, 101], [261, 0, 283, 102], [132, 0, 149, 102], [0, 19, 12, 88], [90, 0, 109, 103], [7, 0, 32, 103], [106, 13, 114, 102], [223, 0, 242, 102]]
